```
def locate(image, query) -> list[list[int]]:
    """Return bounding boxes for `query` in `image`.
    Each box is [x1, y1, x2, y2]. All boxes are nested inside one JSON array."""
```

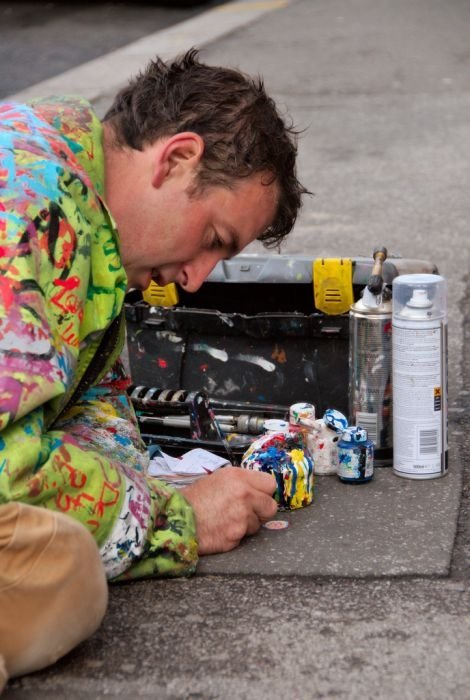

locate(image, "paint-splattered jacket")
[[0, 97, 198, 579]]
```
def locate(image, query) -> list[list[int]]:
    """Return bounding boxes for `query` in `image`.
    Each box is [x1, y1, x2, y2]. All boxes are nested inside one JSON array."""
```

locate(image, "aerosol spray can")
[[392, 274, 448, 479], [349, 247, 393, 466]]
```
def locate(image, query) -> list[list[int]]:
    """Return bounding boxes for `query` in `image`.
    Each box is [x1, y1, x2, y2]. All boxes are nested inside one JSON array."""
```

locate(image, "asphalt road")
[[0, 0, 218, 98]]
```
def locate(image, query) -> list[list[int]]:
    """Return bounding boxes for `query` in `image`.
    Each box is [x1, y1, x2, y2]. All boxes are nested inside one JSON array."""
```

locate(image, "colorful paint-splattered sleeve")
[[0, 200, 198, 579], [53, 360, 199, 580], [0, 99, 198, 580]]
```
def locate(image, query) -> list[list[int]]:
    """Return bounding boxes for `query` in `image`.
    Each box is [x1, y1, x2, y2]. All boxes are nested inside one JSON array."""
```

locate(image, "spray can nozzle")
[[407, 289, 432, 308], [367, 246, 388, 295], [361, 246, 388, 309]]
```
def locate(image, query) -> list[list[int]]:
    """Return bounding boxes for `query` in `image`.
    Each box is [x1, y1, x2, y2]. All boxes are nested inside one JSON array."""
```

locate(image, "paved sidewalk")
[[10, 0, 466, 581], [198, 466, 462, 577]]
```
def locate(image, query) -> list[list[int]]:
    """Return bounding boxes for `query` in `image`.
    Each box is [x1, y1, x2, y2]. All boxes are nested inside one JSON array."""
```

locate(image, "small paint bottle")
[[289, 402, 316, 427], [338, 426, 374, 484], [310, 409, 348, 476]]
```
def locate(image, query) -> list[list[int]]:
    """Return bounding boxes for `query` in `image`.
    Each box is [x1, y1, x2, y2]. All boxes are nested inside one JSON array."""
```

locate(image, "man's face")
[[120, 172, 279, 292]]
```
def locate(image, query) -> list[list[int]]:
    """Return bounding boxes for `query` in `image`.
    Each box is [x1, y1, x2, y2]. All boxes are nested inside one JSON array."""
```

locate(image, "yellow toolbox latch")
[[142, 281, 179, 307], [313, 258, 353, 315]]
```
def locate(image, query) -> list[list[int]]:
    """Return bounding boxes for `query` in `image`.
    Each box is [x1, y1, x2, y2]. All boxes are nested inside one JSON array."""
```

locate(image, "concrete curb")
[[7, 0, 291, 103]]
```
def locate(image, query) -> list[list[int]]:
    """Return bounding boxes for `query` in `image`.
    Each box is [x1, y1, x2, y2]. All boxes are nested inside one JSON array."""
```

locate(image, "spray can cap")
[[289, 402, 315, 426], [323, 408, 348, 433], [341, 426, 368, 443], [393, 274, 446, 320]]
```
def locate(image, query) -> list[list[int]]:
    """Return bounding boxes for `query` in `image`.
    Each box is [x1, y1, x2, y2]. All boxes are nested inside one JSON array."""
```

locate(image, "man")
[[0, 49, 306, 685]]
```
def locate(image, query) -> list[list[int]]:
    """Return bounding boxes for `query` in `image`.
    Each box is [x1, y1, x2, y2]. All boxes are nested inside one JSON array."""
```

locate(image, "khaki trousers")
[[0, 503, 108, 692]]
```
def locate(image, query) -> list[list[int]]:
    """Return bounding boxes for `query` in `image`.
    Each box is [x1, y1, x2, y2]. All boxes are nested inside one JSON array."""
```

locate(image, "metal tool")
[[128, 384, 293, 465], [349, 246, 393, 466], [128, 385, 236, 462], [138, 413, 267, 435]]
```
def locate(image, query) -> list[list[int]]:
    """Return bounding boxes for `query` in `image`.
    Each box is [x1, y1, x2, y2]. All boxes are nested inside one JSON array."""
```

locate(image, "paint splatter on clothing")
[[0, 98, 198, 579]]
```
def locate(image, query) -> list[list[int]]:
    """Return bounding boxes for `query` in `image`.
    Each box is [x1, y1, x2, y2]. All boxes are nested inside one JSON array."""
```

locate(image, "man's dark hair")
[[104, 49, 309, 246]]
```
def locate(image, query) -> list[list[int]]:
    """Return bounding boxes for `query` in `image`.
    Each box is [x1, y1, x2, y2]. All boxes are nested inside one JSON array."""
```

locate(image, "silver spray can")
[[349, 247, 393, 466], [392, 274, 448, 479]]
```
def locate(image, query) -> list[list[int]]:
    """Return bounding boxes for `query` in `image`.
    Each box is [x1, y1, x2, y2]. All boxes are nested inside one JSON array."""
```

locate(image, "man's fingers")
[[181, 466, 279, 555], [225, 466, 277, 495], [251, 490, 278, 523], [218, 467, 278, 525], [245, 511, 263, 537]]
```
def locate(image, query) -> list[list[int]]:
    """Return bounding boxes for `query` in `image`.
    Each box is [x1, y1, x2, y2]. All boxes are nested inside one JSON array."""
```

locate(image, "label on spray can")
[[393, 324, 447, 476], [337, 427, 374, 483], [392, 275, 448, 479], [349, 297, 393, 466]]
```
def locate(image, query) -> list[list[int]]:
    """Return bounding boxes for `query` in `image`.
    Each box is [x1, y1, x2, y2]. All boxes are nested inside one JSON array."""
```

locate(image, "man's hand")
[[181, 467, 278, 555]]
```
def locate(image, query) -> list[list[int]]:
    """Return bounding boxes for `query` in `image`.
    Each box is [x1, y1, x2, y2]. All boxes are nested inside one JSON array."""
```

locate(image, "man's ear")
[[151, 132, 204, 188]]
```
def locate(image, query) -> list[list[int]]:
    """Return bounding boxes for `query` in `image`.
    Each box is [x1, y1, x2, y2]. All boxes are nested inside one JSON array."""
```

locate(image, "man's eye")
[[210, 232, 225, 250]]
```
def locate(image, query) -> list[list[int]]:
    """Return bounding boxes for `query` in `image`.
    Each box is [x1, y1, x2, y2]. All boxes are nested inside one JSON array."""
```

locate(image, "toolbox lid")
[[206, 254, 437, 285]]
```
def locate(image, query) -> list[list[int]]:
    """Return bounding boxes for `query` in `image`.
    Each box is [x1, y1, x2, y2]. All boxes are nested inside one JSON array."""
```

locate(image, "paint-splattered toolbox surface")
[[125, 253, 437, 418]]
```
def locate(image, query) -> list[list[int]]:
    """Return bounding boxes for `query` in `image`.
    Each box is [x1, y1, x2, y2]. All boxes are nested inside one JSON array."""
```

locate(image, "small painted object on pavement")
[[241, 428, 314, 510], [263, 520, 289, 530], [309, 408, 348, 476], [338, 426, 374, 484]]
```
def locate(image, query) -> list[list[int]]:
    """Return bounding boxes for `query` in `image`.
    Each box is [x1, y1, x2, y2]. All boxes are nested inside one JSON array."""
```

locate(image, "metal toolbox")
[[125, 253, 437, 460]]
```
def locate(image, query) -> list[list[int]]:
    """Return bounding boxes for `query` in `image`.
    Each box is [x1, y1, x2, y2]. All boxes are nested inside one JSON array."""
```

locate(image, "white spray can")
[[392, 274, 448, 479]]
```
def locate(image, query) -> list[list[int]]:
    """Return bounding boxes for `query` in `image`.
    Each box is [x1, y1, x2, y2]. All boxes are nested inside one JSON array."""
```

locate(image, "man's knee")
[[0, 503, 108, 680]]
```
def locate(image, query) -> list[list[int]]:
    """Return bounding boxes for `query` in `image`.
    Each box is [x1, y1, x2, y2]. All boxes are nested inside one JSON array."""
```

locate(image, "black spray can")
[[338, 426, 374, 484]]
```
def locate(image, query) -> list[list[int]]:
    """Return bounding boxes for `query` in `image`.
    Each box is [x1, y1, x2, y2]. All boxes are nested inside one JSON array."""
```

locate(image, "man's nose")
[[181, 255, 220, 293]]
